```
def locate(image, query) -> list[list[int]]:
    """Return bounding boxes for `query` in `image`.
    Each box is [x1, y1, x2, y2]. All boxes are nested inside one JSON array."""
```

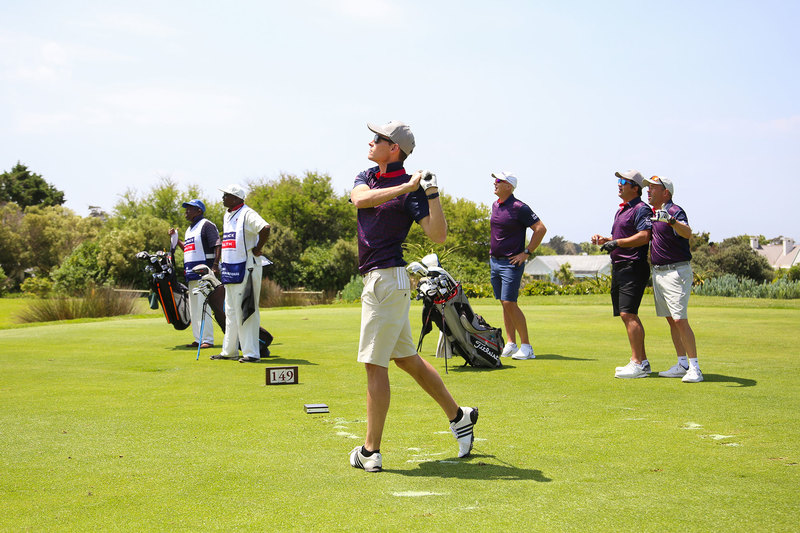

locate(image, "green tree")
[[247, 172, 356, 247], [405, 193, 491, 263], [294, 238, 359, 292], [97, 215, 173, 287], [261, 223, 303, 288], [112, 176, 206, 230], [555, 262, 575, 285], [0, 162, 65, 208], [51, 241, 107, 295]]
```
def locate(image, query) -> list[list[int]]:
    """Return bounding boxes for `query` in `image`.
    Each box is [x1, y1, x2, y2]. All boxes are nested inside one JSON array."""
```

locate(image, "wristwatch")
[[523, 249, 531, 255]]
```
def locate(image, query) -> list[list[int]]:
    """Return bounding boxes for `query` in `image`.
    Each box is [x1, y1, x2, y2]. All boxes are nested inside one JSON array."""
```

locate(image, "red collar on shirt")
[[227, 202, 244, 212], [376, 169, 406, 179]]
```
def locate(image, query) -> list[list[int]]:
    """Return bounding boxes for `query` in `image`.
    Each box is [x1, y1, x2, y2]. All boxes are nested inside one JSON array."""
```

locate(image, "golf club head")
[[406, 261, 428, 276]]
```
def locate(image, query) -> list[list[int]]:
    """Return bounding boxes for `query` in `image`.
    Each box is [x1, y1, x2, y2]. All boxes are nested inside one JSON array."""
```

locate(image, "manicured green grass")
[[1, 298, 799, 531]]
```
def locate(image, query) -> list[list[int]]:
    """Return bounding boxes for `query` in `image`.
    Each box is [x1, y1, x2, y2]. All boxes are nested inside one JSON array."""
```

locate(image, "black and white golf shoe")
[[350, 446, 382, 473], [450, 406, 479, 458]]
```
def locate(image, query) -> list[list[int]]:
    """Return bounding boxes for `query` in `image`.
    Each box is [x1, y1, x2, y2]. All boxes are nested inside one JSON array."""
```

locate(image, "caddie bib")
[[220, 206, 252, 284], [183, 219, 215, 281]]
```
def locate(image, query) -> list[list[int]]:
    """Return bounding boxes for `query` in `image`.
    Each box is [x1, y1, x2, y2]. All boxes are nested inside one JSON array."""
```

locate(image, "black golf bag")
[[189, 264, 273, 357], [409, 254, 503, 369], [137, 250, 191, 330]]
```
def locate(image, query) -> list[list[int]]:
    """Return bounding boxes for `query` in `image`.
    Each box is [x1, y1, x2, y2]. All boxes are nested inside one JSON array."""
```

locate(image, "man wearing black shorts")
[[591, 170, 653, 378]]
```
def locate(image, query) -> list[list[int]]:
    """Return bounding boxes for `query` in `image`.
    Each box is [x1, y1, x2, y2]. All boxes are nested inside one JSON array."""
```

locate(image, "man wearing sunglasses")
[[591, 170, 653, 378], [644, 176, 703, 383], [490, 171, 547, 360], [348, 120, 478, 473]]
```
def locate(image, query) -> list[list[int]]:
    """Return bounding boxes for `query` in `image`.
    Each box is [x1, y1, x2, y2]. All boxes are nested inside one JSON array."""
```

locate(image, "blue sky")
[[1, 0, 798, 243]]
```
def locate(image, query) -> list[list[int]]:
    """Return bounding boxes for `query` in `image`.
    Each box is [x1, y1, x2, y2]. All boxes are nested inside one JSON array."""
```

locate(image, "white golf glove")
[[419, 170, 438, 191], [651, 209, 675, 224]]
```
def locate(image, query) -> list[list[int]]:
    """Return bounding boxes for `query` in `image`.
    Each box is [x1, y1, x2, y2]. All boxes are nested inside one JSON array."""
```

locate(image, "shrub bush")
[[16, 285, 139, 323], [337, 275, 364, 303], [0, 265, 7, 297], [20, 276, 54, 298], [692, 274, 800, 299]]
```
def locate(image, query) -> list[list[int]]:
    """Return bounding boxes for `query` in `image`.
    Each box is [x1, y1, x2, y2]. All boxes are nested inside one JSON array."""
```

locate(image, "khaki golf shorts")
[[357, 267, 416, 368], [652, 262, 693, 319]]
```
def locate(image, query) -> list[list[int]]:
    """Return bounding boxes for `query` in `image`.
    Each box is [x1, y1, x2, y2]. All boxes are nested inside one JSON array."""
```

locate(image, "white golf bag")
[[409, 254, 503, 369]]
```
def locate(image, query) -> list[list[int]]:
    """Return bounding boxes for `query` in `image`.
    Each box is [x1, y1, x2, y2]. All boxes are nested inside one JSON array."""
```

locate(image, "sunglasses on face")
[[618, 178, 635, 186], [494, 179, 508, 185], [373, 134, 395, 145]]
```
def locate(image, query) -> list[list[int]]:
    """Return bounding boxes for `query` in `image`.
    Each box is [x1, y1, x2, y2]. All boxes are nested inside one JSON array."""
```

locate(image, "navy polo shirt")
[[354, 162, 429, 274], [490, 194, 539, 258], [610, 196, 652, 263], [650, 201, 692, 266]]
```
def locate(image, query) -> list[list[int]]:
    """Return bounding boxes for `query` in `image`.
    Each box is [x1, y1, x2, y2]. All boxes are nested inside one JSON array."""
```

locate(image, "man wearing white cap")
[[168, 198, 220, 349], [210, 184, 271, 363], [644, 175, 703, 383], [591, 170, 653, 378], [490, 171, 547, 360], [348, 120, 478, 473]]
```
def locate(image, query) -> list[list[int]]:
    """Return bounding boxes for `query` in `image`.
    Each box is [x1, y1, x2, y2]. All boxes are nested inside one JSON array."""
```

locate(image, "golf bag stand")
[[137, 250, 191, 330], [191, 265, 274, 357], [409, 254, 503, 369]]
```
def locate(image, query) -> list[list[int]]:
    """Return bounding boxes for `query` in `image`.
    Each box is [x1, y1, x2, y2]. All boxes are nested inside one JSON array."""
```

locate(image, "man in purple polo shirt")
[[591, 170, 653, 378], [348, 120, 478, 473], [644, 175, 703, 383], [490, 171, 547, 360]]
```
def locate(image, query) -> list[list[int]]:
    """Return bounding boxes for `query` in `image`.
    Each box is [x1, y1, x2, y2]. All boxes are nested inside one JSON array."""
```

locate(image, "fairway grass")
[[1, 298, 799, 531]]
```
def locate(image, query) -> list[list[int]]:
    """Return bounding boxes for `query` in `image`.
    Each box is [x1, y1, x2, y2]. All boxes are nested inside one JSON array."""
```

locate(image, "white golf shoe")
[[614, 360, 651, 378], [500, 342, 517, 357], [349, 446, 382, 472], [511, 344, 535, 360], [682, 366, 704, 383], [659, 363, 689, 378], [450, 407, 479, 458]]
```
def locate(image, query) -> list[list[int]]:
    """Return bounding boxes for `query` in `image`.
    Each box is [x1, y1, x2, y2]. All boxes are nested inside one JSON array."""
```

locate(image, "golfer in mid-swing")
[[348, 120, 478, 473]]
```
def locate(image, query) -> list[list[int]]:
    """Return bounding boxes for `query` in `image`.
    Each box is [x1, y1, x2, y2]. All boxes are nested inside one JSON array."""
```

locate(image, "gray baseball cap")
[[643, 175, 674, 195], [219, 184, 246, 200], [367, 121, 415, 156], [614, 170, 645, 188]]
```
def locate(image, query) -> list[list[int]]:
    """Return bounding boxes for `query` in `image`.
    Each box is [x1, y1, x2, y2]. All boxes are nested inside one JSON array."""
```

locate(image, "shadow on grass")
[[443, 353, 595, 372], [387, 454, 552, 481], [700, 373, 756, 387], [532, 353, 597, 361]]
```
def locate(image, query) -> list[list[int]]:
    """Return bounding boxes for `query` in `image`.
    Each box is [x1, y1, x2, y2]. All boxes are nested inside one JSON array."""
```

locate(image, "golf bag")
[[409, 254, 503, 369], [189, 264, 273, 357], [137, 250, 192, 330]]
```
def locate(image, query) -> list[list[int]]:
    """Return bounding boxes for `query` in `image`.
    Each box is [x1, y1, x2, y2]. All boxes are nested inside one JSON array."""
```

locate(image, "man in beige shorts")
[[348, 120, 478, 472]]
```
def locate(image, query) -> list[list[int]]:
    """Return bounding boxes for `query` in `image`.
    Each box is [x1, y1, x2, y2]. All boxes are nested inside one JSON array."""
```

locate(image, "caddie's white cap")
[[614, 170, 645, 188], [219, 183, 246, 200], [491, 171, 518, 189], [643, 175, 674, 195], [367, 121, 415, 156]]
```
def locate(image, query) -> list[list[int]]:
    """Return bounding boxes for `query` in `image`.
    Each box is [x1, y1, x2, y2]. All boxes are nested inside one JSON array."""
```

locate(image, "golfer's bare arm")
[[592, 229, 651, 247], [418, 194, 447, 244], [350, 173, 422, 209], [672, 219, 692, 240]]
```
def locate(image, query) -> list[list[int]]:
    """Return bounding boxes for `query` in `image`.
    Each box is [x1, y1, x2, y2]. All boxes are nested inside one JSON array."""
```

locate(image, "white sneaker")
[[659, 363, 689, 378], [500, 342, 517, 357], [614, 360, 651, 378], [349, 446, 382, 472], [511, 344, 535, 360], [682, 366, 704, 383], [450, 407, 478, 458]]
